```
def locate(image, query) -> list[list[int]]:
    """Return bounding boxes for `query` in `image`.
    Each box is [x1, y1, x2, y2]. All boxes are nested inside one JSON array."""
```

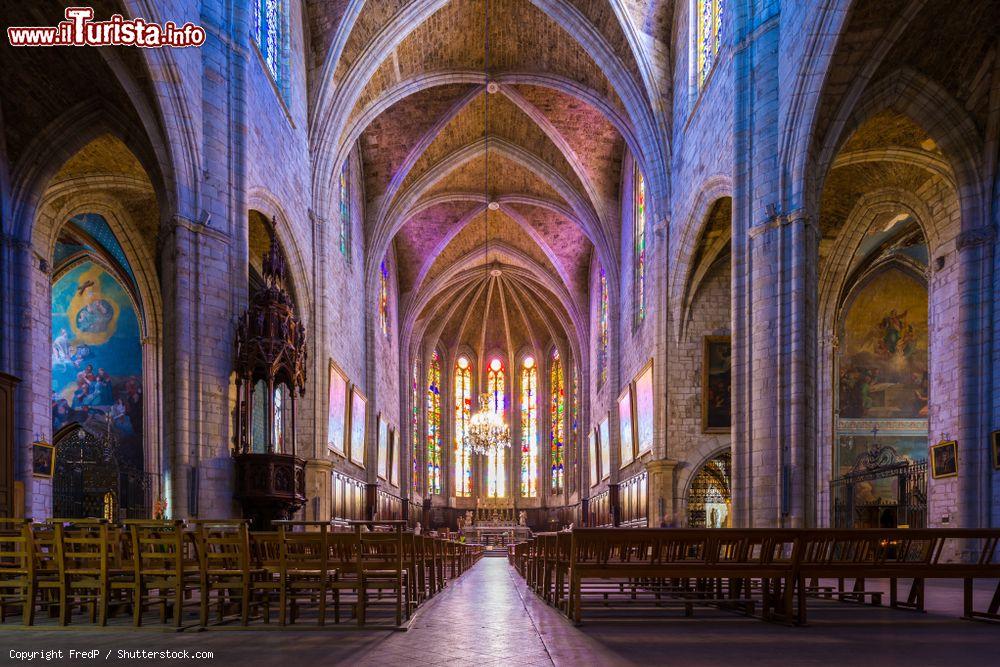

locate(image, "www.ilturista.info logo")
[[7, 7, 206, 48]]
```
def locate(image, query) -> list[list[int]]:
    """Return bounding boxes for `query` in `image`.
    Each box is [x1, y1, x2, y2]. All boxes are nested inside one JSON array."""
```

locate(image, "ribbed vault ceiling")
[[310, 0, 657, 359]]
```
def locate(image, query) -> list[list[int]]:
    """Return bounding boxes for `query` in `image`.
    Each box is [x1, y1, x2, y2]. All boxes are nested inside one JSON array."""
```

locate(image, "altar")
[[459, 498, 532, 547]]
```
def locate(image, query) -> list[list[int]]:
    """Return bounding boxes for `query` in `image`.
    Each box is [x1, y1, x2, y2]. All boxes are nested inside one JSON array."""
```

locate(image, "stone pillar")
[[732, 4, 816, 528], [0, 234, 46, 517], [646, 459, 678, 527], [161, 218, 237, 520], [928, 228, 994, 533], [304, 459, 332, 521]]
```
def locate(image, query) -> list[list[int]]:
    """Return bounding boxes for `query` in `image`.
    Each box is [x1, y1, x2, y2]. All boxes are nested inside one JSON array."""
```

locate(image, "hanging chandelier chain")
[[483, 0, 490, 278]]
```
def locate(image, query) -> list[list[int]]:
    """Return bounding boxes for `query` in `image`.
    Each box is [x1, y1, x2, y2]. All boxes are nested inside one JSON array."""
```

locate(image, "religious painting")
[[838, 268, 928, 420], [634, 360, 655, 454], [51, 260, 143, 469], [992, 431, 1000, 471], [349, 387, 366, 467], [377, 413, 389, 480], [32, 441, 55, 478], [930, 440, 958, 479], [326, 361, 348, 454], [589, 428, 598, 487], [618, 387, 635, 467], [598, 414, 611, 480], [702, 337, 731, 432]]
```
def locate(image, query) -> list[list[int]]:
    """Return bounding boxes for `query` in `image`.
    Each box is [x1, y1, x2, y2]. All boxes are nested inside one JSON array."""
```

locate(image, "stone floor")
[[2, 559, 997, 666]]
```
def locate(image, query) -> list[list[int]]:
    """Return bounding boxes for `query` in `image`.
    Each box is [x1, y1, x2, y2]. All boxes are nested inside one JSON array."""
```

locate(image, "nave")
[[3, 557, 999, 667]]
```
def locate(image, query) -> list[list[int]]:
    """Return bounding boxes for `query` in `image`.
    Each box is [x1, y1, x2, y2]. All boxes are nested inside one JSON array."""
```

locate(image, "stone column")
[[929, 228, 994, 532], [304, 459, 332, 521], [646, 458, 678, 527], [732, 5, 817, 528]]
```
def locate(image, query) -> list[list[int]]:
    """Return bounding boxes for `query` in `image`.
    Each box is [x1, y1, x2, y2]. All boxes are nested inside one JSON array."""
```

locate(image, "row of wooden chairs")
[[512, 528, 1000, 625], [0, 518, 483, 629]]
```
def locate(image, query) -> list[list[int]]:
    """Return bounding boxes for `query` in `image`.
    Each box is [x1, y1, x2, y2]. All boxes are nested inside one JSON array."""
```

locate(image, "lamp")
[[466, 393, 511, 456]]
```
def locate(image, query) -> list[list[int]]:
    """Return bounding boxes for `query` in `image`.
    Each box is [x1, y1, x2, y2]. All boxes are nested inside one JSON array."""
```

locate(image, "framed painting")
[[702, 337, 732, 433], [377, 413, 389, 480], [32, 441, 55, 478], [992, 431, 1000, 471], [930, 440, 958, 479], [618, 386, 635, 467], [389, 427, 399, 486], [326, 360, 349, 454], [598, 414, 611, 480], [348, 387, 366, 467], [634, 360, 655, 454], [589, 428, 599, 487]]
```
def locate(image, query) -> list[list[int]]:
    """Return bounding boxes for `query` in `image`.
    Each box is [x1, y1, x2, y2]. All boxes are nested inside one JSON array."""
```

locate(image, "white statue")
[[465, 510, 474, 526], [414, 522, 422, 535], [518, 510, 527, 527]]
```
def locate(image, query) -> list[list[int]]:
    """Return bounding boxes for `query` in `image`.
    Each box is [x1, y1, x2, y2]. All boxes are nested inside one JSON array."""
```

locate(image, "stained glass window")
[[634, 166, 647, 326], [598, 265, 609, 385], [486, 358, 506, 498], [550, 350, 565, 495], [339, 162, 350, 260], [520, 356, 538, 498], [252, 0, 283, 86], [273, 385, 284, 452], [379, 259, 390, 338], [411, 359, 421, 494], [454, 356, 473, 497], [571, 365, 579, 494], [696, 0, 723, 89], [426, 351, 441, 495]]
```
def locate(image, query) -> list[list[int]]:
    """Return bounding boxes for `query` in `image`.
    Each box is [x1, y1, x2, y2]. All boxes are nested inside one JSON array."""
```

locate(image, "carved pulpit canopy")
[[234, 223, 308, 411], [232, 220, 307, 528]]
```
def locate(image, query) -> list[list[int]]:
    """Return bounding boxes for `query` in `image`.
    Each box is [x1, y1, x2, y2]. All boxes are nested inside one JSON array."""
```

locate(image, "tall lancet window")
[[550, 349, 565, 494], [571, 364, 579, 493], [454, 356, 473, 497], [411, 358, 421, 494], [252, 0, 284, 87], [379, 259, 390, 338], [486, 358, 506, 498], [598, 265, 609, 385], [696, 0, 723, 89], [339, 161, 350, 260], [520, 356, 538, 498], [426, 351, 441, 495], [634, 166, 647, 326]]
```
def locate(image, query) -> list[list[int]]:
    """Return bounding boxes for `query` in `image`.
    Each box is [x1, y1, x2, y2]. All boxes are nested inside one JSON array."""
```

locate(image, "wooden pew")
[[565, 529, 799, 625], [795, 528, 1000, 624]]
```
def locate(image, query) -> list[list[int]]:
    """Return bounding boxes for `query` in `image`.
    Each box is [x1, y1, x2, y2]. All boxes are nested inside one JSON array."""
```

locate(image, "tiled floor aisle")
[[353, 556, 556, 666]]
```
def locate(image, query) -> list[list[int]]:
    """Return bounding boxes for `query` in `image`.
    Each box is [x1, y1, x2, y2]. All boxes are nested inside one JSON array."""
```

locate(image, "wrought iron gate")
[[831, 442, 927, 528], [52, 421, 153, 521]]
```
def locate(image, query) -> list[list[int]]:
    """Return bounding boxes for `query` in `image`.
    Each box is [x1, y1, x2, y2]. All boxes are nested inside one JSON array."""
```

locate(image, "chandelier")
[[465, 393, 510, 456]]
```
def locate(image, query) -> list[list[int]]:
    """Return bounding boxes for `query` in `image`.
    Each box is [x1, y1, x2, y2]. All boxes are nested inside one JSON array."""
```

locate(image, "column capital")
[[955, 226, 995, 252], [645, 458, 679, 475], [304, 458, 334, 472]]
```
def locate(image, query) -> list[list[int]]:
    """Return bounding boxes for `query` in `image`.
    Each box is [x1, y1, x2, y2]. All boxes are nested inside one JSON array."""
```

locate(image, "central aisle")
[[355, 557, 557, 666]]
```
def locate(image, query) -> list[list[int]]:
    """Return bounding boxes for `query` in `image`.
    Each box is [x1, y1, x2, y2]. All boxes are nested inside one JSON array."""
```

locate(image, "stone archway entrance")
[[686, 451, 731, 528]]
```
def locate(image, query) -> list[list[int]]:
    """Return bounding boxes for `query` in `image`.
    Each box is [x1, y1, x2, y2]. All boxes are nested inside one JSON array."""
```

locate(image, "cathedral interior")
[[0, 0, 999, 664]]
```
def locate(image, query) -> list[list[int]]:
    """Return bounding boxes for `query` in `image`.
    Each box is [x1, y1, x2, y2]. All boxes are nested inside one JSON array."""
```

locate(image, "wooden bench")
[[795, 528, 1000, 624], [565, 529, 799, 624], [515, 528, 1000, 626]]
